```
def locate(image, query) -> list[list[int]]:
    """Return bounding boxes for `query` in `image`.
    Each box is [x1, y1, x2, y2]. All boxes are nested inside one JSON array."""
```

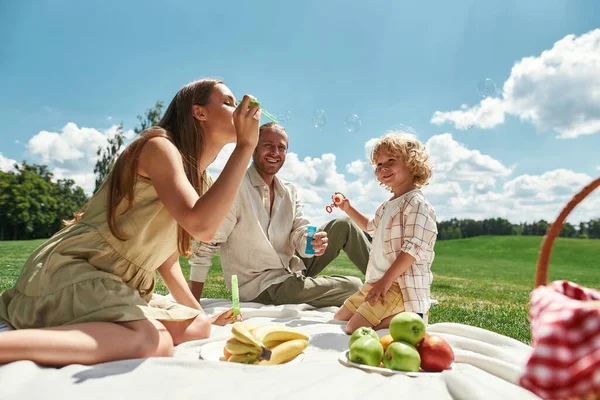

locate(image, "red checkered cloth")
[[519, 280, 600, 400]]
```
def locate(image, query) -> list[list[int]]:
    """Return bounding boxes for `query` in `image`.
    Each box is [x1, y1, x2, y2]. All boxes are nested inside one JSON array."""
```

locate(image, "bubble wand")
[[238, 98, 279, 124], [325, 192, 346, 213], [231, 275, 240, 317]]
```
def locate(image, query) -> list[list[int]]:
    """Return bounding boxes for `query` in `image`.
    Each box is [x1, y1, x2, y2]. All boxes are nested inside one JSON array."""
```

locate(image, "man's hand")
[[365, 278, 393, 306], [311, 231, 328, 256]]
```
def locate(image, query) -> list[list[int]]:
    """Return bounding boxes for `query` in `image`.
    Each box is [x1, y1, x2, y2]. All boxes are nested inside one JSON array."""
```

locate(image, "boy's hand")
[[338, 198, 351, 212], [365, 278, 393, 306]]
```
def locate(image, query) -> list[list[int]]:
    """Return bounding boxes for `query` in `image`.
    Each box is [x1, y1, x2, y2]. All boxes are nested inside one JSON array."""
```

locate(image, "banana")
[[231, 323, 264, 348], [224, 338, 261, 356], [230, 322, 272, 361], [262, 339, 287, 349], [227, 353, 260, 364], [252, 325, 309, 344], [258, 339, 308, 365]]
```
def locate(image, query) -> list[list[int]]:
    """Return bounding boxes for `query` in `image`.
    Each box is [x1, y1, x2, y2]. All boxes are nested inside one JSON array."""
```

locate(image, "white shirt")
[[189, 165, 313, 301], [365, 195, 405, 283], [365, 189, 438, 313]]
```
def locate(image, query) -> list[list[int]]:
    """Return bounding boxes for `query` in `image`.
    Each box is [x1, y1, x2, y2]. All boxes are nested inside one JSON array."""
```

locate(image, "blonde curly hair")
[[369, 132, 433, 189]]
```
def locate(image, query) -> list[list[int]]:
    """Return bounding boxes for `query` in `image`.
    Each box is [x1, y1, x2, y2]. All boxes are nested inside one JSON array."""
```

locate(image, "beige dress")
[[0, 175, 201, 329]]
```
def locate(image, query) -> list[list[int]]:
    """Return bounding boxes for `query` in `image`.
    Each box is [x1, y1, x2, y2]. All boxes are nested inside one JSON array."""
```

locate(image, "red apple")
[[417, 332, 431, 347], [416, 334, 454, 372]]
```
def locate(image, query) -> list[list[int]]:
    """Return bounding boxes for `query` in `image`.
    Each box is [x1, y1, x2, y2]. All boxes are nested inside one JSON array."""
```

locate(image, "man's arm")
[[188, 200, 239, 300]]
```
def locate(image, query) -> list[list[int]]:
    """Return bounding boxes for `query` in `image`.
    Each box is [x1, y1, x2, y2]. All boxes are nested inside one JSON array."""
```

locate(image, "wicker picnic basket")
[[519, 177, 600, 400]]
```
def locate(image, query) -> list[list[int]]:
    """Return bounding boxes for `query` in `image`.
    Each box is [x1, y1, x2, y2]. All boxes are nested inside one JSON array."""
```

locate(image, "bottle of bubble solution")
[[305, 226, 317, 255]]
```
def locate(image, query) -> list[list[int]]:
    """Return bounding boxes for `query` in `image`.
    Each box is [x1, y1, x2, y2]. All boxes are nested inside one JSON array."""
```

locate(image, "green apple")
[[383, 341, 421, 372], [348, 336, 384, 367], [389, 312, 426, 346], [348, 326, 379, 348]]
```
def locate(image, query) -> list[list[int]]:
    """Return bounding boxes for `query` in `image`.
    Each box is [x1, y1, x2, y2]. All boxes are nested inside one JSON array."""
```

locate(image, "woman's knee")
[[185, 313, 211, 341], [126, 319, 174, 358]]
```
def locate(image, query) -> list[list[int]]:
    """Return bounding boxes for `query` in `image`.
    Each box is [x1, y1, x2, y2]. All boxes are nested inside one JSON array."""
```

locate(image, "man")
[[189, 122, 371, 308]]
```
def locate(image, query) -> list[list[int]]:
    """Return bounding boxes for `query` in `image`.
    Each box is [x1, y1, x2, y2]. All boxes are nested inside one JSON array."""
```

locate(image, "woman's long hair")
[[66, 78, 222, 257]]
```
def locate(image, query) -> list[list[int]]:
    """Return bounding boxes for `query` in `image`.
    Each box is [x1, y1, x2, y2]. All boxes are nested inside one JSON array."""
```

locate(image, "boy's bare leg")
[[333, 305, 354, 321], [345, 313, 374, 334], [345, 313, 398, 334], [374, 314, 395, 331], [0, 319, 174, 367]]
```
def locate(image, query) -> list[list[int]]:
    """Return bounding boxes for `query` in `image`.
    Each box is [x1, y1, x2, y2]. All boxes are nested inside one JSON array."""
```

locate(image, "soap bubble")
[[476, 78, 496, 98], [312, 109, 328, 129], [344, 114, 361, 133], [393, 123, 417, 135], [276, 110, 292, 124]]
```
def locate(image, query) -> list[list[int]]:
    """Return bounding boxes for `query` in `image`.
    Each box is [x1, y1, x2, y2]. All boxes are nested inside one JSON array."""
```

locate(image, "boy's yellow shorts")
[[343, 281, 405, 326]]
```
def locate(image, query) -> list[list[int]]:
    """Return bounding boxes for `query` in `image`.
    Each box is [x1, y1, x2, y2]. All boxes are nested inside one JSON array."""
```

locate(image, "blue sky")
[[1, 0, 599, 225]]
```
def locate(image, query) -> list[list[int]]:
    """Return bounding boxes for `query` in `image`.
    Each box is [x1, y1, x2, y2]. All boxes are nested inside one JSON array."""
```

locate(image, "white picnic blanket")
[[0, 297, 540, 400]]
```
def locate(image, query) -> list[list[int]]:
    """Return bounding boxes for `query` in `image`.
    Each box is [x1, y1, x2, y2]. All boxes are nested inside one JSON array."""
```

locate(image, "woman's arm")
[[158, 251, 203, 310], [138, 96, 260, 242], [139, 138, 254, 243], [158, 251, 240, 326]]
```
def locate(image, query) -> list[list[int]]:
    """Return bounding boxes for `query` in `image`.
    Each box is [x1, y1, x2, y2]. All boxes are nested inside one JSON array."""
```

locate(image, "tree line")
[[437, 217, 600, 240]]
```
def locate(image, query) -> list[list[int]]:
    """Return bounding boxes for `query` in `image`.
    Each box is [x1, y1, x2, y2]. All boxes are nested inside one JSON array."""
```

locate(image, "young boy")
[[334, 132, 438, 334]]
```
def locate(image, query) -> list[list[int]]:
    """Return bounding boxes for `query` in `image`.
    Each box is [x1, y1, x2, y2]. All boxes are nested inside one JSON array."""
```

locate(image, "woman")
[[0, 78, 260, 366]]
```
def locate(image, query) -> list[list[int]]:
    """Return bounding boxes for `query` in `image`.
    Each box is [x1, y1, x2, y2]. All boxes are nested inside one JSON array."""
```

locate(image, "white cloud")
[[442, 169, 600, 223], [0, 153, 19, 173], [207, 143, 241, 179], [431, 29, 600, 138], [426, 133, 513, 185], [431, 98, 506, 130], [346, 160, 371, 180], [26, 122, 134, 194]]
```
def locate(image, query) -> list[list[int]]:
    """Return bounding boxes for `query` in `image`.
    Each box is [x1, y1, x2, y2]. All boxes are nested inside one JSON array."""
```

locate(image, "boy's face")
[[374, 150, 412, 190]]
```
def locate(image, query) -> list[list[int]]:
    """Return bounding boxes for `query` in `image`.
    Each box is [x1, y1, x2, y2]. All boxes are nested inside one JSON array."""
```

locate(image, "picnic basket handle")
[[535, 176, 600, 288]]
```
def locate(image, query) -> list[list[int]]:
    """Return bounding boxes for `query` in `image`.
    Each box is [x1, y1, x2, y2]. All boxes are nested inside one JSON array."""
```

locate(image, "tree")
[[51, 177, 88, 236], [588, 219, 600, 239], [93, 123, 125, 193], [0, 170, 18, 240], [0, 163, 87, 240], [92, 101, 164, 193], [558, 222, 576, 238], [134, 101, 164, 134]]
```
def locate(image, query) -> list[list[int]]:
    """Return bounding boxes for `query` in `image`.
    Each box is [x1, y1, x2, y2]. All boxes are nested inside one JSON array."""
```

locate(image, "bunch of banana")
[[223, 323, 309, 365]]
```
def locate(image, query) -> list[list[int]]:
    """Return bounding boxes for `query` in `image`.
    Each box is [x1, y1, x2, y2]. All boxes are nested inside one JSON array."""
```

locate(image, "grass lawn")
[[1, 236, 598, 343]]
